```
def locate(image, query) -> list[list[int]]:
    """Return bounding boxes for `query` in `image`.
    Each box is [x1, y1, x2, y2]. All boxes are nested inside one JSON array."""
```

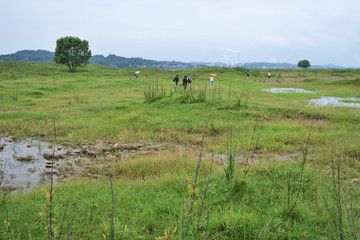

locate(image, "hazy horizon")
[[2, 49, 351, 67], [2, 0, 360, 67]]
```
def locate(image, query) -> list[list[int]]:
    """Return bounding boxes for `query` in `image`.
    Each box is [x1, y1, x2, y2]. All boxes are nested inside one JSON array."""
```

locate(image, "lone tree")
[[297, 59, 310, 69], [54, 36, 92, 72]]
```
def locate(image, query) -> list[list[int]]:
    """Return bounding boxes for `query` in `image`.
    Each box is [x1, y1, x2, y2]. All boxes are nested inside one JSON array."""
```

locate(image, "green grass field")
[[1, 62, 360, 239]]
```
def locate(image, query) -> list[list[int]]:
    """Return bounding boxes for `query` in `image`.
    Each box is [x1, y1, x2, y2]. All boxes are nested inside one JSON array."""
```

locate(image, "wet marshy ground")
[[308, 97, 360, 108], [0, 137, 165, 192], [0, 137, 81, 191], [263, 88, 315, 94], [263, 88, 360, 108]]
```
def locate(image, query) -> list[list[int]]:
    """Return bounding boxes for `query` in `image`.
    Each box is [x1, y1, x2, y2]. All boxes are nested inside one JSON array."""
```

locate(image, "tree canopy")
[[297, 59, 310, 69], [54, 36, 92, 72]]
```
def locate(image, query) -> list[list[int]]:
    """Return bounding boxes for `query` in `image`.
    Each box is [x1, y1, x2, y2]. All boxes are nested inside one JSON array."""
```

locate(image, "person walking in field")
[[187, 75, 192, 87], [247, 71, 250, 79], [210, 76, 214, 86], [268, 71, 271, 79], [134, 71, 140, 78], [182, 75, 188, 89], [173, 75, 179, 86]]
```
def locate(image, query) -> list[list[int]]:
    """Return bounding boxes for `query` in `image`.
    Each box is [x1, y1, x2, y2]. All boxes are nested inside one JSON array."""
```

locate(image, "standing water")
[[308, 97, 360, 108], [0, 137, 67, 191], [263, 88, 315, 94]]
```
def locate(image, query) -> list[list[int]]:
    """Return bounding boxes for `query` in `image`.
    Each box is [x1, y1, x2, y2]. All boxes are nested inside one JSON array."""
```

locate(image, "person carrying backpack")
[[187, 75, 192, 86]]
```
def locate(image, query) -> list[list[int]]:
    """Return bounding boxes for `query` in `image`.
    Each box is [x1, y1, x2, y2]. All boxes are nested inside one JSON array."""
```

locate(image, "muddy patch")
[[0, 138, 167, 191], [0, 137, 84, 191]]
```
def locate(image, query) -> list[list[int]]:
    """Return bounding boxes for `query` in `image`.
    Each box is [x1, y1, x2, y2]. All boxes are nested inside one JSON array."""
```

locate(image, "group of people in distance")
[[246, 71, 271, 79], [173, 74, 216, 88], [170, 71, 272, 88], [172, 75, 192, 89]]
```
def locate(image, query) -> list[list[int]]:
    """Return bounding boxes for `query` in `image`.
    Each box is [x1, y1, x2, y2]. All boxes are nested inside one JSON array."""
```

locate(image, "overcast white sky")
[[1, 0, 360, 67]]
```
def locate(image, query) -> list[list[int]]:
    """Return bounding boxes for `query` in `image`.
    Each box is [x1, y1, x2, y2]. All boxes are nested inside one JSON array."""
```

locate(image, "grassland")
[[0, 61, 360, 239]]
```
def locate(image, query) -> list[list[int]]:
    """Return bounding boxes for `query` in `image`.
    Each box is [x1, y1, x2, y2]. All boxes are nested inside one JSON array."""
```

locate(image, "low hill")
[[0, 50, 201, 69], [0, 50, 54, 62], [0, 49, 348, 69], [90, 54, 202, 69]]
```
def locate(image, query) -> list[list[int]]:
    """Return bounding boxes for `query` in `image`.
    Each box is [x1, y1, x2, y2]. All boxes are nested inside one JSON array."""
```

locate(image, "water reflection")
[[0, 137, 66, 191], [263, 88, 314, 94], [308, 97, 360, 108]]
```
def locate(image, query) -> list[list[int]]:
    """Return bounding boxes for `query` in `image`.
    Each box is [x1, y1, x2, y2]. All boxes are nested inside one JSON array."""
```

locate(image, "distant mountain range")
[[0, 49, 348, 69]]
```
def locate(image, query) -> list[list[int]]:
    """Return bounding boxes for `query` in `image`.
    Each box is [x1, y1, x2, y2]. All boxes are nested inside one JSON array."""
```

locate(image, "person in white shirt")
[[210, 76, 214, 86], [187, 76, 192, 87]]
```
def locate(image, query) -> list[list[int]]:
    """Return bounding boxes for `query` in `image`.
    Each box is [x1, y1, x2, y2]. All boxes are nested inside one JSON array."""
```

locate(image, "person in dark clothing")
[[173, 75, 179, 86], [182, 75, 188, 89]]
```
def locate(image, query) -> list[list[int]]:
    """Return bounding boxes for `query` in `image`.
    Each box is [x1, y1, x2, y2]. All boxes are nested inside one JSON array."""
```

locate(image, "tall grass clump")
[[8, 89, 18, 101], [179, 84, 209, 104], [236, 88, 249, 108], [180, 87, 194, 103], [143, 80, 166, 102], [197, 84, 208, 103], [317, 150, 360, 240]]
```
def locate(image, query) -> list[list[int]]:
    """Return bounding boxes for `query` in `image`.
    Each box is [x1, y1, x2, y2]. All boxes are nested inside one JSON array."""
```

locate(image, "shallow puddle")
[[308, 97, 360, 108], [263, 88, 314, 94], [0, 137, 72, 191]]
